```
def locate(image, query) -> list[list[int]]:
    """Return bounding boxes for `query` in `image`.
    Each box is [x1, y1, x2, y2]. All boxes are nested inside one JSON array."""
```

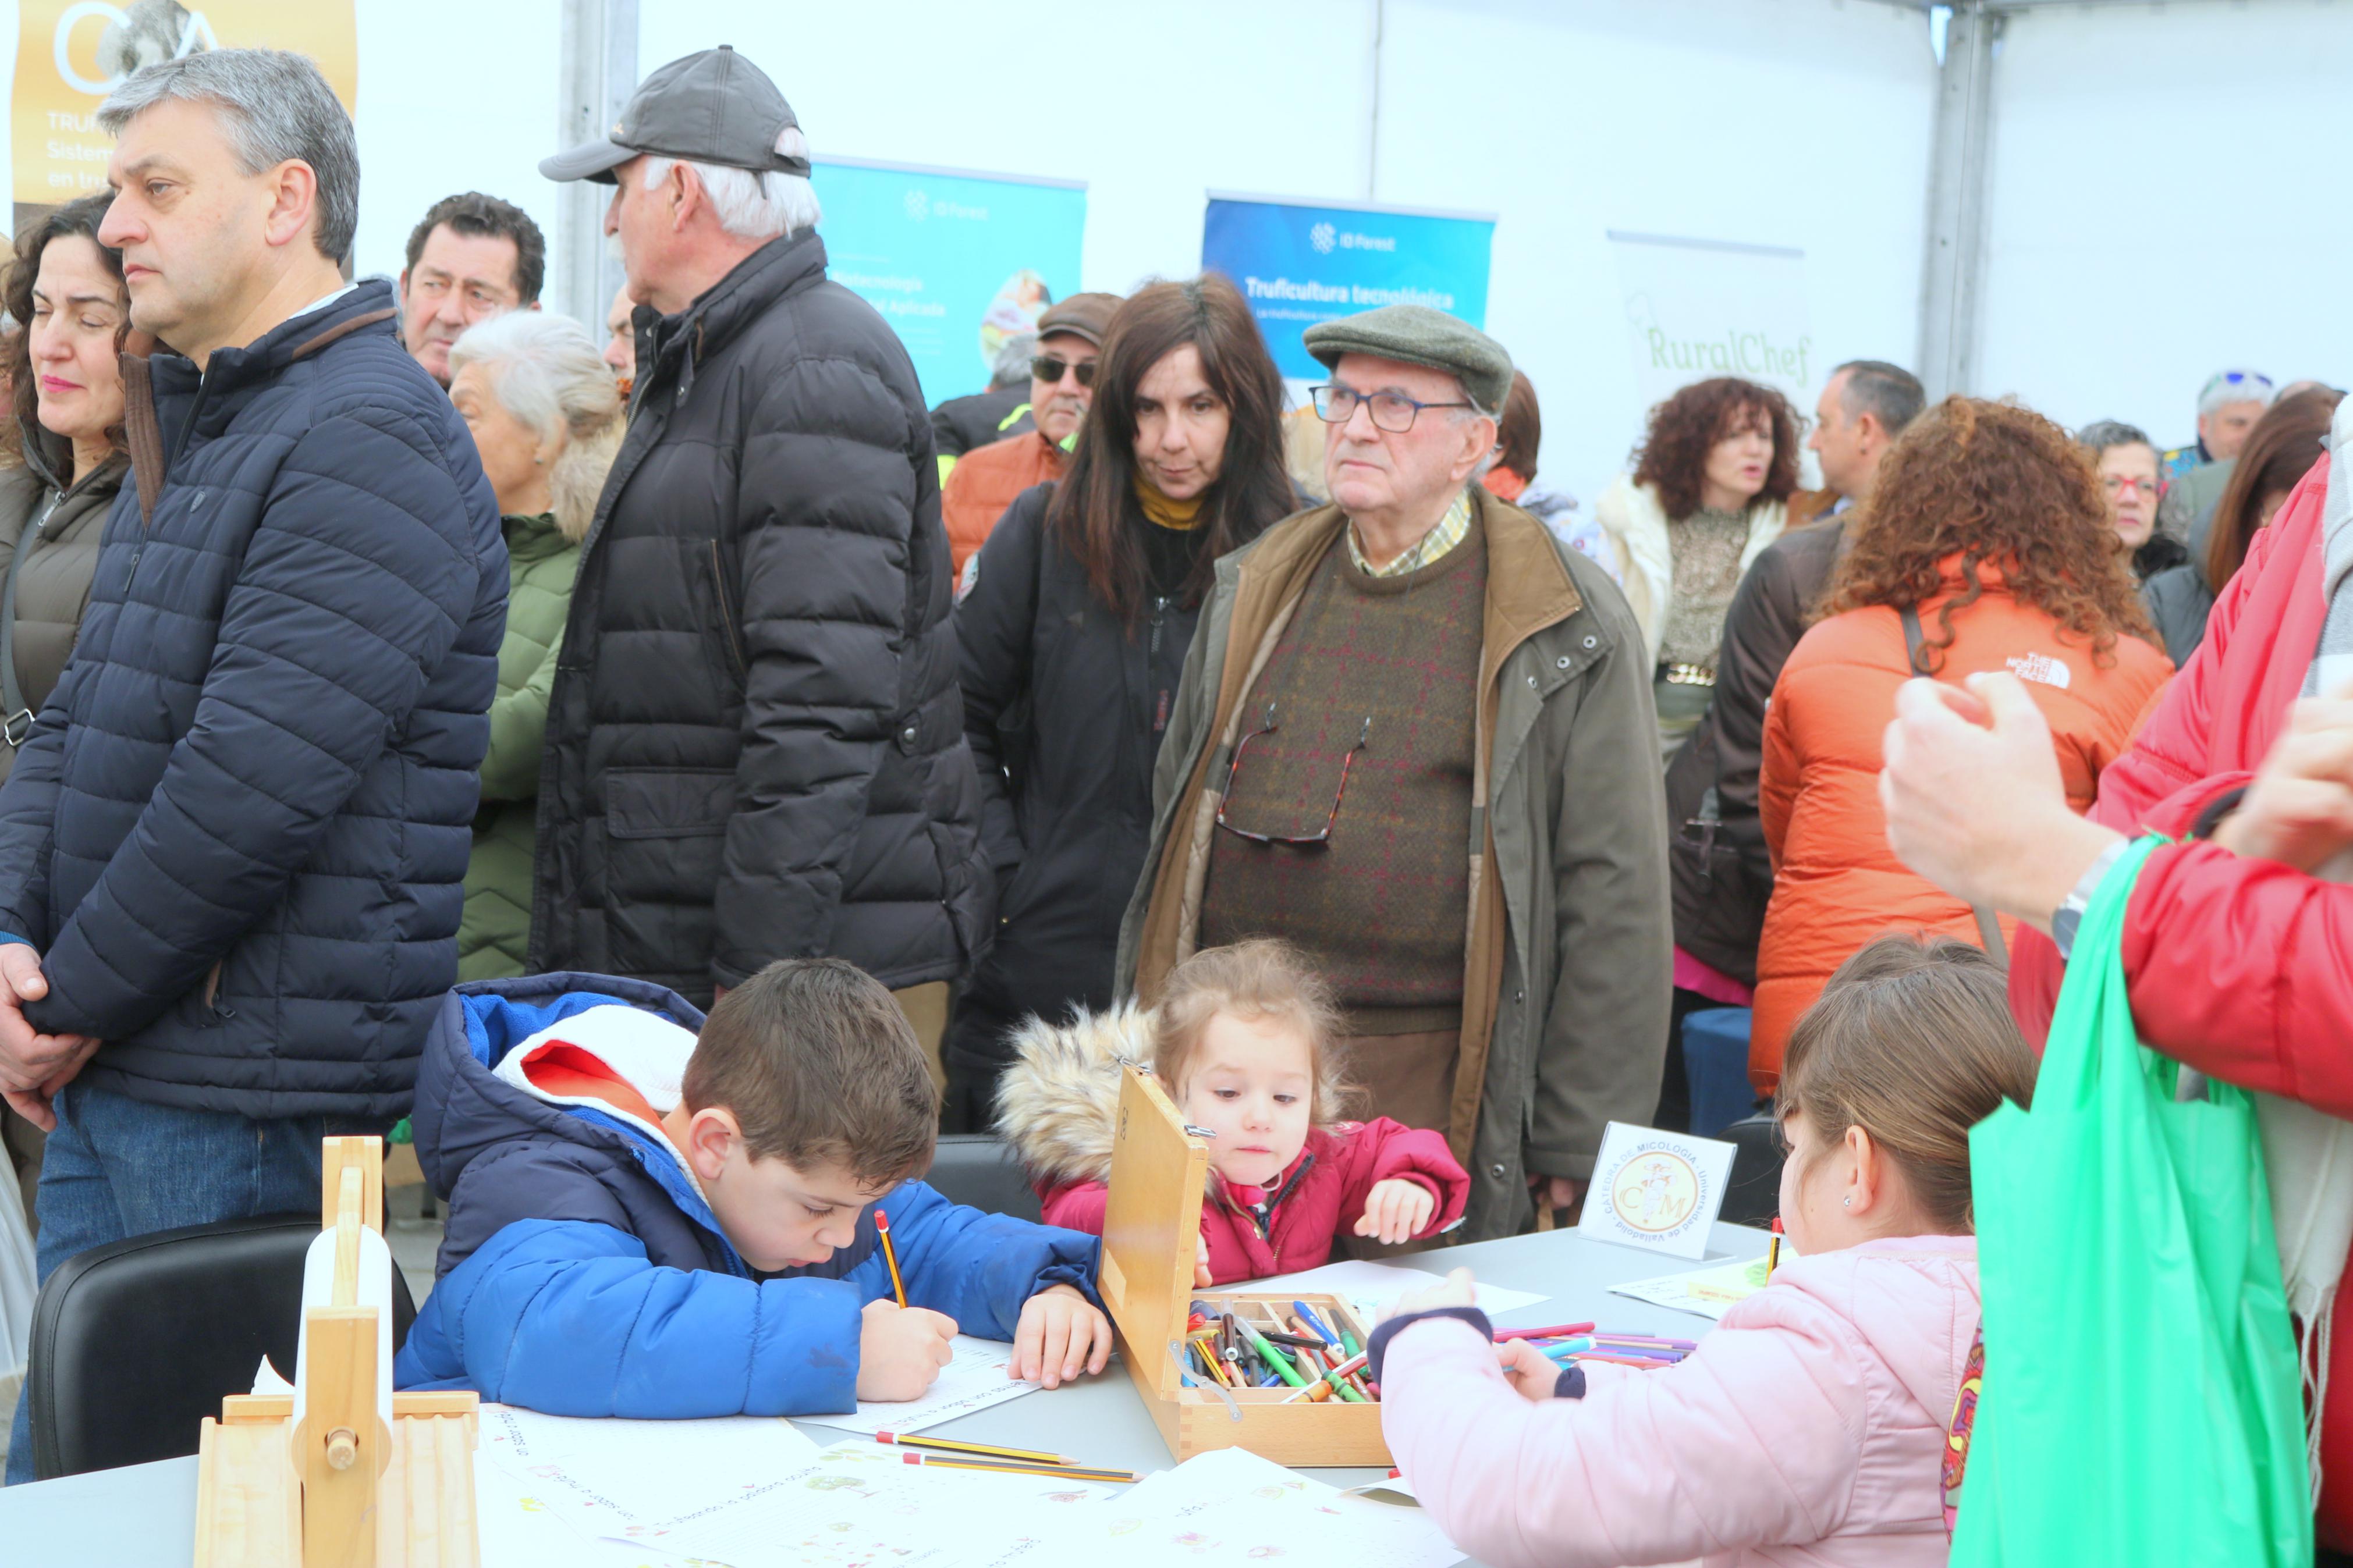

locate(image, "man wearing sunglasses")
[[942, 291, 1122, 586], [1119, 305, 1670, 1246], [2157, 368, 2276, 546]]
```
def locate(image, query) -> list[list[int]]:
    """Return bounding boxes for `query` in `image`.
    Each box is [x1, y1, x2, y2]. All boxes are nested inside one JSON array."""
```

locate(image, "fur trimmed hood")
[[994, 1002, 1155, 1189]]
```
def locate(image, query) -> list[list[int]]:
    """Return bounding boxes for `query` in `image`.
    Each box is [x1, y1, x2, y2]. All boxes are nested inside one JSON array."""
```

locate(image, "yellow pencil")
[[900, 1452, 1140, 1484], [875, 1432, 1077, 1466], [875, 1206, 908, 1307]]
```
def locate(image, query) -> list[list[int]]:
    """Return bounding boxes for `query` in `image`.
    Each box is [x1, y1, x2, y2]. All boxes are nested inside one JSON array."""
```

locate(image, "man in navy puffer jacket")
[[0, 50, 505, 1482]]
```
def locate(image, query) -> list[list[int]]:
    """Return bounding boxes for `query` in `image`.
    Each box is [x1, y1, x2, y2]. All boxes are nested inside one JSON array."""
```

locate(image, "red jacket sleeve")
[[1330, 1118, 1471, 1239], [2110, 838, 2353, 1117], [2007, 495, 2301, 1044], [1037, 1181, 1109, 1236]]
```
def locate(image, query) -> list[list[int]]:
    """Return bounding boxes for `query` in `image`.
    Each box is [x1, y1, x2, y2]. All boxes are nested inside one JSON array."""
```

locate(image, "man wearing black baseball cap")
[[529, 47, 992, 1040]]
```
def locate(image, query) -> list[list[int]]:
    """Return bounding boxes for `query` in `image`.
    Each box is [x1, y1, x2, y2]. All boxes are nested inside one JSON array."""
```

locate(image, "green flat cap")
[[1304, 305, 1512, 414]]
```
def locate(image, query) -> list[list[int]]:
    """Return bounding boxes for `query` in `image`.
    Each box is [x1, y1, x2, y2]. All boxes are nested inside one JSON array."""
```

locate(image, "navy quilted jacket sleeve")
[[0, 694, 66, 943], [29, 407, 485, 1041]]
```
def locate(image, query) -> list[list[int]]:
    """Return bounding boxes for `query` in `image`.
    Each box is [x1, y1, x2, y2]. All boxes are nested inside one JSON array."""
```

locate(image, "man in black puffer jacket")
[[0, 50, 505, 1484], [533, 48, 989, 1009]]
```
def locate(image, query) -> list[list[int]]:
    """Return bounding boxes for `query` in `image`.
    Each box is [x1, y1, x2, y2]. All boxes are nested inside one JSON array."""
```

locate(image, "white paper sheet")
[[656, 1439, 1112, 1567], [1035, 1446, 1461, 1568], [476, 1402, 822, 1548], [1248, 1258, 1550, 1322], [796, 1334, 1048, 1435], [1609, 1253, 1775, 1322]]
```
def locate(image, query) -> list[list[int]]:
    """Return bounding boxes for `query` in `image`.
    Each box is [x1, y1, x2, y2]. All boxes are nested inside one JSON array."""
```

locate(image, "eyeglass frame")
[[1032, 355, 1097, 387], [1214, 702, 1373, 847], [1310, 382, 1476, 433]]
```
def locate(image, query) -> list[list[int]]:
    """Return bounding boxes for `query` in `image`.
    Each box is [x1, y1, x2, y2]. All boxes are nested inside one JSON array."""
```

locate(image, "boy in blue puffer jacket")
[[393, 958, 1112, 1417]]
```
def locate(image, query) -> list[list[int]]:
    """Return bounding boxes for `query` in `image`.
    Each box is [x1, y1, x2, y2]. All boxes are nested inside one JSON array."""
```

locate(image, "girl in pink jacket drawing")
[[1371, 936, 2035, 1567]]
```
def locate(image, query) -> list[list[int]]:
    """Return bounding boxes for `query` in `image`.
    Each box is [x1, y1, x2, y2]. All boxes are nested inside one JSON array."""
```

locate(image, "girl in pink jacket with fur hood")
[[996, 939, 1469, 1286], [1372, 936, 2034, 1567]]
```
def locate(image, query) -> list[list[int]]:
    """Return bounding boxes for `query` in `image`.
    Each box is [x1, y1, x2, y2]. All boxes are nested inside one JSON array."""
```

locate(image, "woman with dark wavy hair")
[[1596, 376, 1801, 758], [1748, 397, 2170, 1086], [0, 192, 155, 1226], [945, 275, 1294, 1128]]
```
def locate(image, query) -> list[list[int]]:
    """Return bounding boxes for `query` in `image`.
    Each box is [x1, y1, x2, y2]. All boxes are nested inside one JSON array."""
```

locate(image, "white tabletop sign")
[[1576, 1120, 1738, 1260]]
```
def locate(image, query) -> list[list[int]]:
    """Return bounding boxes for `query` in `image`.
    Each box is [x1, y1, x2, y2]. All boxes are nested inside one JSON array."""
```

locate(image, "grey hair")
[[2076, 419, 2154, 458], [643, 127, 821, 243], [2198, 369, 2276, 418], [1832, 360, 1926, 437], [990, 332, 1037, 389], [448, 310, 623, 542], [97, 48, 359, 263], [1447, 374, 1502, 480]]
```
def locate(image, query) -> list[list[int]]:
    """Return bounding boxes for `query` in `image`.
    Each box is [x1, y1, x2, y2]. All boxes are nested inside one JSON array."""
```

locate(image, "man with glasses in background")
[[941, 292, 1121, 588], [1119, 304, 1668, 1245], [2159, 368, 2275, 543]]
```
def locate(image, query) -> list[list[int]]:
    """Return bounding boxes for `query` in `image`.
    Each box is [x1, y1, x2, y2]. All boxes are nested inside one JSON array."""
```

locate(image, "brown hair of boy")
[[682, 958, 938, 1185], [1151, 939, 1353, 1124], [1773, 935, 2038, 1232]]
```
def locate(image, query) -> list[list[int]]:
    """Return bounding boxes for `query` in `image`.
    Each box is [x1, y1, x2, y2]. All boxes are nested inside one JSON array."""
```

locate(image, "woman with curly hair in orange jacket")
[[1751, 397, 2171, 1090]]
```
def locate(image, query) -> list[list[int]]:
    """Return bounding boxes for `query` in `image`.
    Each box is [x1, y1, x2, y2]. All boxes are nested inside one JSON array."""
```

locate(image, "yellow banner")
[[13, 1, 359, 209]]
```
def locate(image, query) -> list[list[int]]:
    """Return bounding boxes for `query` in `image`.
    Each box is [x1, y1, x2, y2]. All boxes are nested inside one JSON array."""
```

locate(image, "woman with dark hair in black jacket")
[[942, 275, 1295, 1129]]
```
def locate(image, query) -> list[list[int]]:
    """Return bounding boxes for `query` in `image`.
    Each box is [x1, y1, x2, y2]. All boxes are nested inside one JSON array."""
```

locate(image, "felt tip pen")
[[1237, 1319, 1311, 1388], [1292, 1302, 1342, 1345], [1493, 1321, 1596, 1342]]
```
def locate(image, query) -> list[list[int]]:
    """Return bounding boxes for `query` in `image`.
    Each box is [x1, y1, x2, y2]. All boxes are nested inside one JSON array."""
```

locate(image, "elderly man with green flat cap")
[[1117, 305, 1669, 1243]]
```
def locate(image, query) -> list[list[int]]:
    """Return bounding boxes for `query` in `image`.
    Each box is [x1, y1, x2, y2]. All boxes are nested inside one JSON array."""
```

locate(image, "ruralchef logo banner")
[[1203, 193, 1496, 383], [1607, 230, 1814, 419], [812, 157, 1087, 406], [13, 0, 359, 215]]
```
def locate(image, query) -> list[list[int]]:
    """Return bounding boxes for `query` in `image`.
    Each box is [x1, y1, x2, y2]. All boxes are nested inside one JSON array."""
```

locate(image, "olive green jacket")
[[0, 434, 126, 786], [1116, 487, 1672, 1241], [458, 514, 580, 978]]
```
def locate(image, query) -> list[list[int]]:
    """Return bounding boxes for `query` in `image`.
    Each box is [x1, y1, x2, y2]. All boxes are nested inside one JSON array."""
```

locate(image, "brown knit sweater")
[[1198, 513, 1486, 1007]]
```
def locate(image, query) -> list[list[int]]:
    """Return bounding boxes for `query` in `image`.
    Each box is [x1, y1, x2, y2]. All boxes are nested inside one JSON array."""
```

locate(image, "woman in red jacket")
[[994, 938, 1469, 1285], [1879, 401, 2353, 1554], [1752, 397, 2171, 1088]]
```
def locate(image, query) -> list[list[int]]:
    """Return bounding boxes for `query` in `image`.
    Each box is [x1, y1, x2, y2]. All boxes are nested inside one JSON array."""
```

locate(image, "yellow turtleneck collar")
[[1133, 473, 1205, 531]]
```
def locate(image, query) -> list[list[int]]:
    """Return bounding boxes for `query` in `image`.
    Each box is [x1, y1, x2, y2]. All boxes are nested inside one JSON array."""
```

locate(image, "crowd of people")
[[0, 33, 2346, 1565]]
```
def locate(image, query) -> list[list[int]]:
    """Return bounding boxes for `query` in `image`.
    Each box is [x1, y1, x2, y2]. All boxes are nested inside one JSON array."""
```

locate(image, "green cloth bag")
[[1952, 835, 2311, 1565]]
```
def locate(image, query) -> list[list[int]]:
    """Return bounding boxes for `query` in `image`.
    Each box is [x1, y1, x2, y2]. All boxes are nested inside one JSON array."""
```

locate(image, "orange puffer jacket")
[[1752, 559, 2171, 1089]]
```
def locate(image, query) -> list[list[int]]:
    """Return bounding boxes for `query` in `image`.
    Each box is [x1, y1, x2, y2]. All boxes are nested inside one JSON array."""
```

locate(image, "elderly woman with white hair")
[[446, 310, 623, 977]]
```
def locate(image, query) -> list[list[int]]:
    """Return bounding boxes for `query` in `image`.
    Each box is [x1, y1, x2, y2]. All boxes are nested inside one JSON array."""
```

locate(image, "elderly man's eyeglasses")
[[1311, 383, 1473, 433], [1032, 355, 1096, 387], [1215, 703, 1372, 847]]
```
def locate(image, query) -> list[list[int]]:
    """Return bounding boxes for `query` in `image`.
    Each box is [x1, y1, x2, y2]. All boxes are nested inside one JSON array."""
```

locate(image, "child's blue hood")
[[410, 972, 742, 1267]]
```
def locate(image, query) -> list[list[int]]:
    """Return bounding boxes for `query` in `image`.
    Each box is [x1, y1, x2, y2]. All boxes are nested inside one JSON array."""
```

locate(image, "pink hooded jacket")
[[1380, 1235, 1978, 1568]]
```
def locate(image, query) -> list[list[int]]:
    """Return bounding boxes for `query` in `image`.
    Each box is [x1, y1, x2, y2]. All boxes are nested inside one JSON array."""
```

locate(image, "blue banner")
[[812, 158, 1087, 404], [1202, 195, 1497, 382]]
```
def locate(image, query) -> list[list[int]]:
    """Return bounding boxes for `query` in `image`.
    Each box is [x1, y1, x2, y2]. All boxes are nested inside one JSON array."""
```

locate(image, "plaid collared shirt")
[[1347, 489, 1474, 577]]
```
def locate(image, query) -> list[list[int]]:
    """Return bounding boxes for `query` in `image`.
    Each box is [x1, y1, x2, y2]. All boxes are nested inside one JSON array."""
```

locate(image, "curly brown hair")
[[1819, 396, 2156, 670], [1631, 376, 1801, 521]]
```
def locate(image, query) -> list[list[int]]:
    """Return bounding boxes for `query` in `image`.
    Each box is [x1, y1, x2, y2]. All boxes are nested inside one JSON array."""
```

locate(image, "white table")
[[0, 1221, 1766, 1564]]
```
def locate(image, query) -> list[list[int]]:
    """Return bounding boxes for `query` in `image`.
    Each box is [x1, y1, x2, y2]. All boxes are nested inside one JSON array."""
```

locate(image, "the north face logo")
[[2006, 652, 2071, 690]]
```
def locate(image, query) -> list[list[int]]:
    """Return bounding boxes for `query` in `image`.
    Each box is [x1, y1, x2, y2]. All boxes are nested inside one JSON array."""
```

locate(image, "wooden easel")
[[191, 1136, 480, 1568]]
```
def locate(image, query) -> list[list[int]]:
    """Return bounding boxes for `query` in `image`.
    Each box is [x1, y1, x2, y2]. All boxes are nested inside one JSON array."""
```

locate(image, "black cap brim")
[[540, 139, 637, 185]]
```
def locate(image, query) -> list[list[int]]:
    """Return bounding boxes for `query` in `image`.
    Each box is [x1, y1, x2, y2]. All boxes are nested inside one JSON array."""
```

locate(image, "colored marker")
[[1237, 1318, 1311, 1388], [1493, 1321, 1596, 1343], [874, 1207, 908, 1307]]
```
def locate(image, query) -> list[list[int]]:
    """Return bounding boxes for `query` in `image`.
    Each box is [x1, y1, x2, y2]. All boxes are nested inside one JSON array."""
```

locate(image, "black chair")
[[27, 1213, 417, 1480], [920, 1134, 1042, 1223], [1718, 1112, 1784, 1229]]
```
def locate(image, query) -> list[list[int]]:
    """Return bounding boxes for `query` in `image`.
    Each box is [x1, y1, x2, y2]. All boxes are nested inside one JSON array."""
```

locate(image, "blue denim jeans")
[[5, 1080, 379, 1484]]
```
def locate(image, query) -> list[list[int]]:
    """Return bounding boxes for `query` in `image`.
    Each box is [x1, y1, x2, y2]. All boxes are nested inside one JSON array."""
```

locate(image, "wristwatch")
[[2050, 838, 2131, 959]]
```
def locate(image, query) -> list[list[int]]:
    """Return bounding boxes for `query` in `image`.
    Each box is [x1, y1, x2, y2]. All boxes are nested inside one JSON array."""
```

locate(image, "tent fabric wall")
[[1976, 0, 2353, 451], [642, 0, 1935, 512]]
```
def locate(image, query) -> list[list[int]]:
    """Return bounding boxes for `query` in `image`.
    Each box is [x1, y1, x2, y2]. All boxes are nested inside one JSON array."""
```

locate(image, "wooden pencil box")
[[1099, 1065, 1390, 1467]]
